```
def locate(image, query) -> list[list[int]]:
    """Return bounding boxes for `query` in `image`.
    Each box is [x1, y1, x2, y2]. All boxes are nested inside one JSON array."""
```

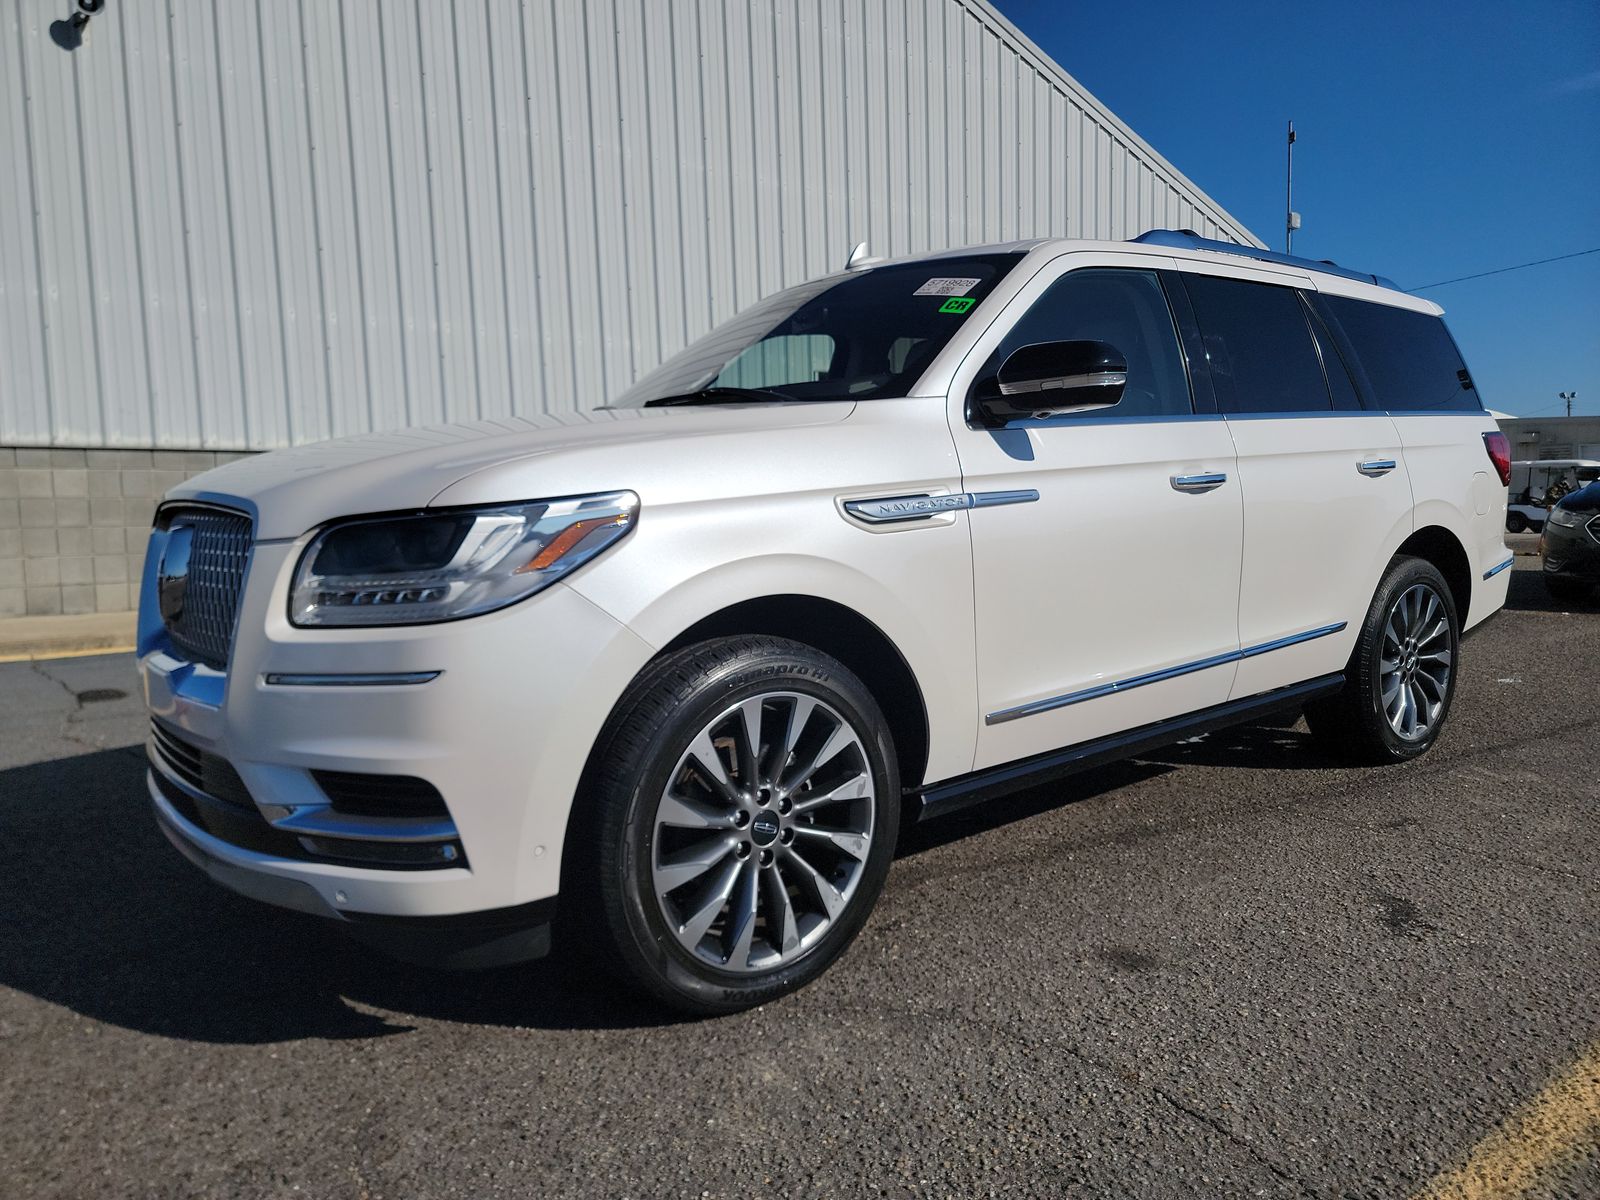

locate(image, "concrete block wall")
[[0, 448, 253, 617]]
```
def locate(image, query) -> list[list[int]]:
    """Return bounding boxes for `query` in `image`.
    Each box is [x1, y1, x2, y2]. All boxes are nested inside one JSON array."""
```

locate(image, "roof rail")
[[1130, 229, 1398, 290]]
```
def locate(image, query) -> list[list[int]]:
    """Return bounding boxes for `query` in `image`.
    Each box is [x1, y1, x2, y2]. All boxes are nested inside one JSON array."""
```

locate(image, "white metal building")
[[0, 0, 1258, 616]]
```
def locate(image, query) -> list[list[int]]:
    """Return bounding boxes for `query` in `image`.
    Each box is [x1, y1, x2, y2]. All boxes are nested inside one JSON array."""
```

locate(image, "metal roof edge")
[[955, 0, 1266, 250]]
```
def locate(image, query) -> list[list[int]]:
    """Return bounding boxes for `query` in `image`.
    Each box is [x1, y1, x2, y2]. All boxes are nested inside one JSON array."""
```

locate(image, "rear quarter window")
[[1322, 296, 1483, 413]]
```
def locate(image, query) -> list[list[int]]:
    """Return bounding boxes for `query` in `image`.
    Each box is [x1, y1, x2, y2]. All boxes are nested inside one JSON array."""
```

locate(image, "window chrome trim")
[[1482, 557, 1514, 581], [985, 621, 1348, 725], [262, 671, 442, 687], [843, 490, 1039, 524]]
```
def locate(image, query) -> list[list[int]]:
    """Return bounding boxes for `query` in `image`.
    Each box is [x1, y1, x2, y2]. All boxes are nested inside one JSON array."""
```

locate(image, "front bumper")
[[1542, 519, 1600, 580], [138, 527, 657, 931]]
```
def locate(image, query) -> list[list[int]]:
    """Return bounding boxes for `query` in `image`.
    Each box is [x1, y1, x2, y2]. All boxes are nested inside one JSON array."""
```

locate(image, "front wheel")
[[1506, 512, 1527, 534], [1306, 556, 1460, 764], [569, 636, 899, 1015]]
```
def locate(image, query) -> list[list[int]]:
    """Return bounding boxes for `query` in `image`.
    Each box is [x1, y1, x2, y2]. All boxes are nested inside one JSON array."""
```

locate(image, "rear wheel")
[[1306, 556, 1459, 764], [1506, 512, 1527, 534], [569, 636, 899, 1015]]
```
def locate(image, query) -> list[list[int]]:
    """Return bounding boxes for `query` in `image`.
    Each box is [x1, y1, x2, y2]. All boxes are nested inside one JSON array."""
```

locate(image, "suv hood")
[[170, 403, 855, 540]]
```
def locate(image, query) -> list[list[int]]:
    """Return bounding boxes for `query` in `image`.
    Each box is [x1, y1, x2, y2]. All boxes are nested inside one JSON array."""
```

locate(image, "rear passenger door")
[[1174, 267, 1414, 699]]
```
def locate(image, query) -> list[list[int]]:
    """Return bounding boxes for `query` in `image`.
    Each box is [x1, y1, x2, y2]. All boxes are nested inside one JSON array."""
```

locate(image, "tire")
[[1305, 556, 1460, 765], [1506, 513, 1526, 534], [566, 635, 900, 1015], [1544, 574, 1594, 603]]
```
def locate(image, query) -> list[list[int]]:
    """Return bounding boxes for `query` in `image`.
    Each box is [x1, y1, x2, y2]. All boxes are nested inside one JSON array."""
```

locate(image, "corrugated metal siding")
[[1, 0, 1259, 450]]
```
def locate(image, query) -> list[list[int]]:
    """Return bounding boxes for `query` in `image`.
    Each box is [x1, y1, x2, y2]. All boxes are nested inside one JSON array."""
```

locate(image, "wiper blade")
[[643, 386, 801, 408]]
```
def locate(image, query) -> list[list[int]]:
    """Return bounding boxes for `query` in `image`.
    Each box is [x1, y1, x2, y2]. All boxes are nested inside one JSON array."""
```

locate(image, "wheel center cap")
[[750, 810, 781, 847]]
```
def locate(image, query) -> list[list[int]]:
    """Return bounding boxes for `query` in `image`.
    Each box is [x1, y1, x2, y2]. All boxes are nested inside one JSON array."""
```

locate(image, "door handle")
[[1357, 459, 1397, 477], [1170, 472, 1227, 494]]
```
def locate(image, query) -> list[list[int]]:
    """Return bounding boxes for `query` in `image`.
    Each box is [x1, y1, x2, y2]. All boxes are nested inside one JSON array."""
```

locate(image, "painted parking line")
[[1411, 1041, 1600, 1200]]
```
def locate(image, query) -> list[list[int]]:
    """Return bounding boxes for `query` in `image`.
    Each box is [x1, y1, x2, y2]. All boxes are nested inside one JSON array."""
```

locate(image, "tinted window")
[[984, 269, 1191, 418], [1180, 274, 1331, 414], [1306, 308, 1362, 410], [1322, 296, 1483, 412]]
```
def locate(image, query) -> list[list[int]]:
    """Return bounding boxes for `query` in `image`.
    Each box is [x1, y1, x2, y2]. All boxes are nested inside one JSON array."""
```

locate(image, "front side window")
[[1321, 296, 1484, 413], [1180, 274, 1332, 415], [613, 255, 1020, 406], [979, 268, 1192, 419]]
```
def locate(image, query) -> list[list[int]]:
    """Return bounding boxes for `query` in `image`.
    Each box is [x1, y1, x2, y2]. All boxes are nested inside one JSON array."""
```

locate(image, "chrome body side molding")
[[843, 490, 1040, 524], [1482, 557, 1514, 580], [985, 621, 1348, 725]]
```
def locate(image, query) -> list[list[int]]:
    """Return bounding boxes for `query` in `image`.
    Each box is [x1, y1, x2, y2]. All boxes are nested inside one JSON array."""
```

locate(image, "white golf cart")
[[1507, 459, 1600, 532]]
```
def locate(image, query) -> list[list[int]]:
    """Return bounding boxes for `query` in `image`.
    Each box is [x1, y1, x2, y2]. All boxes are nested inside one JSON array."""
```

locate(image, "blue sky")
[[1002, 0, 1600, 418]]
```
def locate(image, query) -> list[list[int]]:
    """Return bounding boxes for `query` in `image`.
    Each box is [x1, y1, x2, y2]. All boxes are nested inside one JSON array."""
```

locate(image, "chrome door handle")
[[1357, 459, 1397, 477], [1170, 472, 1227, 494]]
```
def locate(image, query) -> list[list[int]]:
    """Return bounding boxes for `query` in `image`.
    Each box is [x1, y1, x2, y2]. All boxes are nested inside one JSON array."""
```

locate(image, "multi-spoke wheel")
[[571, 636, 898, 1014], [1378, 582, 1453, 742], [652, 692, 877, 973], [1307, 556, 1460, 764]]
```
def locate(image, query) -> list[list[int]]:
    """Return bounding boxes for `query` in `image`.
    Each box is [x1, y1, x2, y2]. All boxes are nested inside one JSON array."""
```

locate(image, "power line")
[[1409, 247, 1600, 291]]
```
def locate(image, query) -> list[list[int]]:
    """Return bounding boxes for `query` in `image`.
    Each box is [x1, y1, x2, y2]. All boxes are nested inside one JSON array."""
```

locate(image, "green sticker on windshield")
[[938, 296, 975, 314]]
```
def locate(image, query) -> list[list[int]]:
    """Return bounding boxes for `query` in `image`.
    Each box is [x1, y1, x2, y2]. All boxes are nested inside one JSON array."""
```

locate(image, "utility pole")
[[1560, 390, 1576, 417], [1285, 121, 1300, 254]]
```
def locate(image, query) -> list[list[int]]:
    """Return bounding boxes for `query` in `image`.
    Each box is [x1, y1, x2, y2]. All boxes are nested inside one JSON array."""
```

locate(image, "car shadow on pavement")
[[0, 746, 686, 1044], [1502, 563, 1600, 614]]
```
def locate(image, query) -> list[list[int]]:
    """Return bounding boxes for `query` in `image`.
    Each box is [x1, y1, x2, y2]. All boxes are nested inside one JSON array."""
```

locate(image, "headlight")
[[290, 491, 638, 626], [1548, 508, 1583, 528]]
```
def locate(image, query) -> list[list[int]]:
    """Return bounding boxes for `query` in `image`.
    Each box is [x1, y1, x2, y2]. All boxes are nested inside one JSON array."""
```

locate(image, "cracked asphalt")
[[1, 560, 1596, 1198]]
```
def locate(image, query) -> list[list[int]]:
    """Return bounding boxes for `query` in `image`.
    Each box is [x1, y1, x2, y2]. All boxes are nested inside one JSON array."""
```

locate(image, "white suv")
[[139, 231, 1513, 1013]]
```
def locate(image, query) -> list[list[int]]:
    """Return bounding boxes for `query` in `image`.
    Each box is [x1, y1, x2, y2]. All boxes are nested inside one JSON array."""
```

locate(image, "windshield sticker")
[[938, 297, 976, 314], [915, 277, 981, 296]]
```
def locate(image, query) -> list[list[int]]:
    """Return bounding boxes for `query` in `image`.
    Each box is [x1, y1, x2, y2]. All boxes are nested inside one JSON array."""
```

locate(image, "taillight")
[[1482, 431, 1512, 487]]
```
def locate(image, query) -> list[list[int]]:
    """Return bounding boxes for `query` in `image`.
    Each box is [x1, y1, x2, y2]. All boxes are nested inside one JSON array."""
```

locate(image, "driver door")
[[947, 254, 1245, 770]]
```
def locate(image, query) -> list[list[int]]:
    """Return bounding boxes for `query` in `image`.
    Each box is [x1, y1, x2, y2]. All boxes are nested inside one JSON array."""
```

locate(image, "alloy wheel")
[[649, 692, 876, 973], [1379, 582, 1453, 741]]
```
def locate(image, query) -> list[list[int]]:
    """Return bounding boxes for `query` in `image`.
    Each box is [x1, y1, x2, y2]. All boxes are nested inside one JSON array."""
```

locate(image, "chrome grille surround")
[[156, 504, 253, 670]]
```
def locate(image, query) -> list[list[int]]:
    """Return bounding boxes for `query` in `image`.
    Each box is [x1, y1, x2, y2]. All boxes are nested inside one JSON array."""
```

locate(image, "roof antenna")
[[845, 241, 882, 270]]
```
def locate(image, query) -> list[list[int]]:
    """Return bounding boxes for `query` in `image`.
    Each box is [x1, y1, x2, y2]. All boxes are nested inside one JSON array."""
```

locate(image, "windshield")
[[612, 254, 1021, 407]]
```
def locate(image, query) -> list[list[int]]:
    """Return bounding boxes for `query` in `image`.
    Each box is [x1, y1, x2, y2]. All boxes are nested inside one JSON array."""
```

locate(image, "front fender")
[[566, 503, 979, 785]]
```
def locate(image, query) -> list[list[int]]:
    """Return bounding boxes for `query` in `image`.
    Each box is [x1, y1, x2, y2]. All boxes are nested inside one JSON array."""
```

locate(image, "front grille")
[[159, 506, 253, 670]]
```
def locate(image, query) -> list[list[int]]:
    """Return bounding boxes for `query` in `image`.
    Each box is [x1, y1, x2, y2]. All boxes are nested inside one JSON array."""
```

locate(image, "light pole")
[[1560, 391, 1576, 417], [1284, 121, 1300, 254]]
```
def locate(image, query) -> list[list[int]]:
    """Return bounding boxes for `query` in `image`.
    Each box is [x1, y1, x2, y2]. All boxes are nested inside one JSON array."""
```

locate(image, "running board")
[[915, 674, 1346, 821]]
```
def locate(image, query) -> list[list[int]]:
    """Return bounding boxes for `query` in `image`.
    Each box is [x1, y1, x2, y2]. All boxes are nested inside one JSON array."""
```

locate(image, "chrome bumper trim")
[[262, 671, 442, 687]]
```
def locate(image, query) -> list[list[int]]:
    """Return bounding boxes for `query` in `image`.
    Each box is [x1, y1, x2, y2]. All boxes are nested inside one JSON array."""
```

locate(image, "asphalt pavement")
[[1, 560, 1596, 1198]]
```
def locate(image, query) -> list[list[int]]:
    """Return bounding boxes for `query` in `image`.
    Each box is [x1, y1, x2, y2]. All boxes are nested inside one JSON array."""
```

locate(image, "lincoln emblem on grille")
[[158, 523, 195, 625]]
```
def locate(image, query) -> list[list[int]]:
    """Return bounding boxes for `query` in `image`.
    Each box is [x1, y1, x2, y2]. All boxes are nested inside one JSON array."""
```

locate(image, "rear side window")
[[1321, 296, 1483, 412], [1179, 275, 1331, 414], [983, 268, 1192, 419]]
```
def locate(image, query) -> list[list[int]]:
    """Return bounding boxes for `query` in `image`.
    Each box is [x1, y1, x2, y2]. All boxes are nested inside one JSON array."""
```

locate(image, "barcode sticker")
[[914, 277, 981, 296]]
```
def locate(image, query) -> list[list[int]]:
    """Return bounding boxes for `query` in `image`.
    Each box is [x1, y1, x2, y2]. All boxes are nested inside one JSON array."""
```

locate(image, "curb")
[[0, 611, 138, 663]]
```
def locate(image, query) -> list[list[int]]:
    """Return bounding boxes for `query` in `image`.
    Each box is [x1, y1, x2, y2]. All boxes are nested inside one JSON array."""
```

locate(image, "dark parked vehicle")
[[1540, 481, 1600, 603]]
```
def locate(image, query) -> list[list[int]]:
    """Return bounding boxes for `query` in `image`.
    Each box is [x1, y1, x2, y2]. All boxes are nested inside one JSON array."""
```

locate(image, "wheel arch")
[[657, 595, 932, 792], [1394, 524, 1472, 622]]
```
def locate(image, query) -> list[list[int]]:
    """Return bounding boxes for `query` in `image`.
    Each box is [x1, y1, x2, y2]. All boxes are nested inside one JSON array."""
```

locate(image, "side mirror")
[[976, 340, 1128, 423]]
